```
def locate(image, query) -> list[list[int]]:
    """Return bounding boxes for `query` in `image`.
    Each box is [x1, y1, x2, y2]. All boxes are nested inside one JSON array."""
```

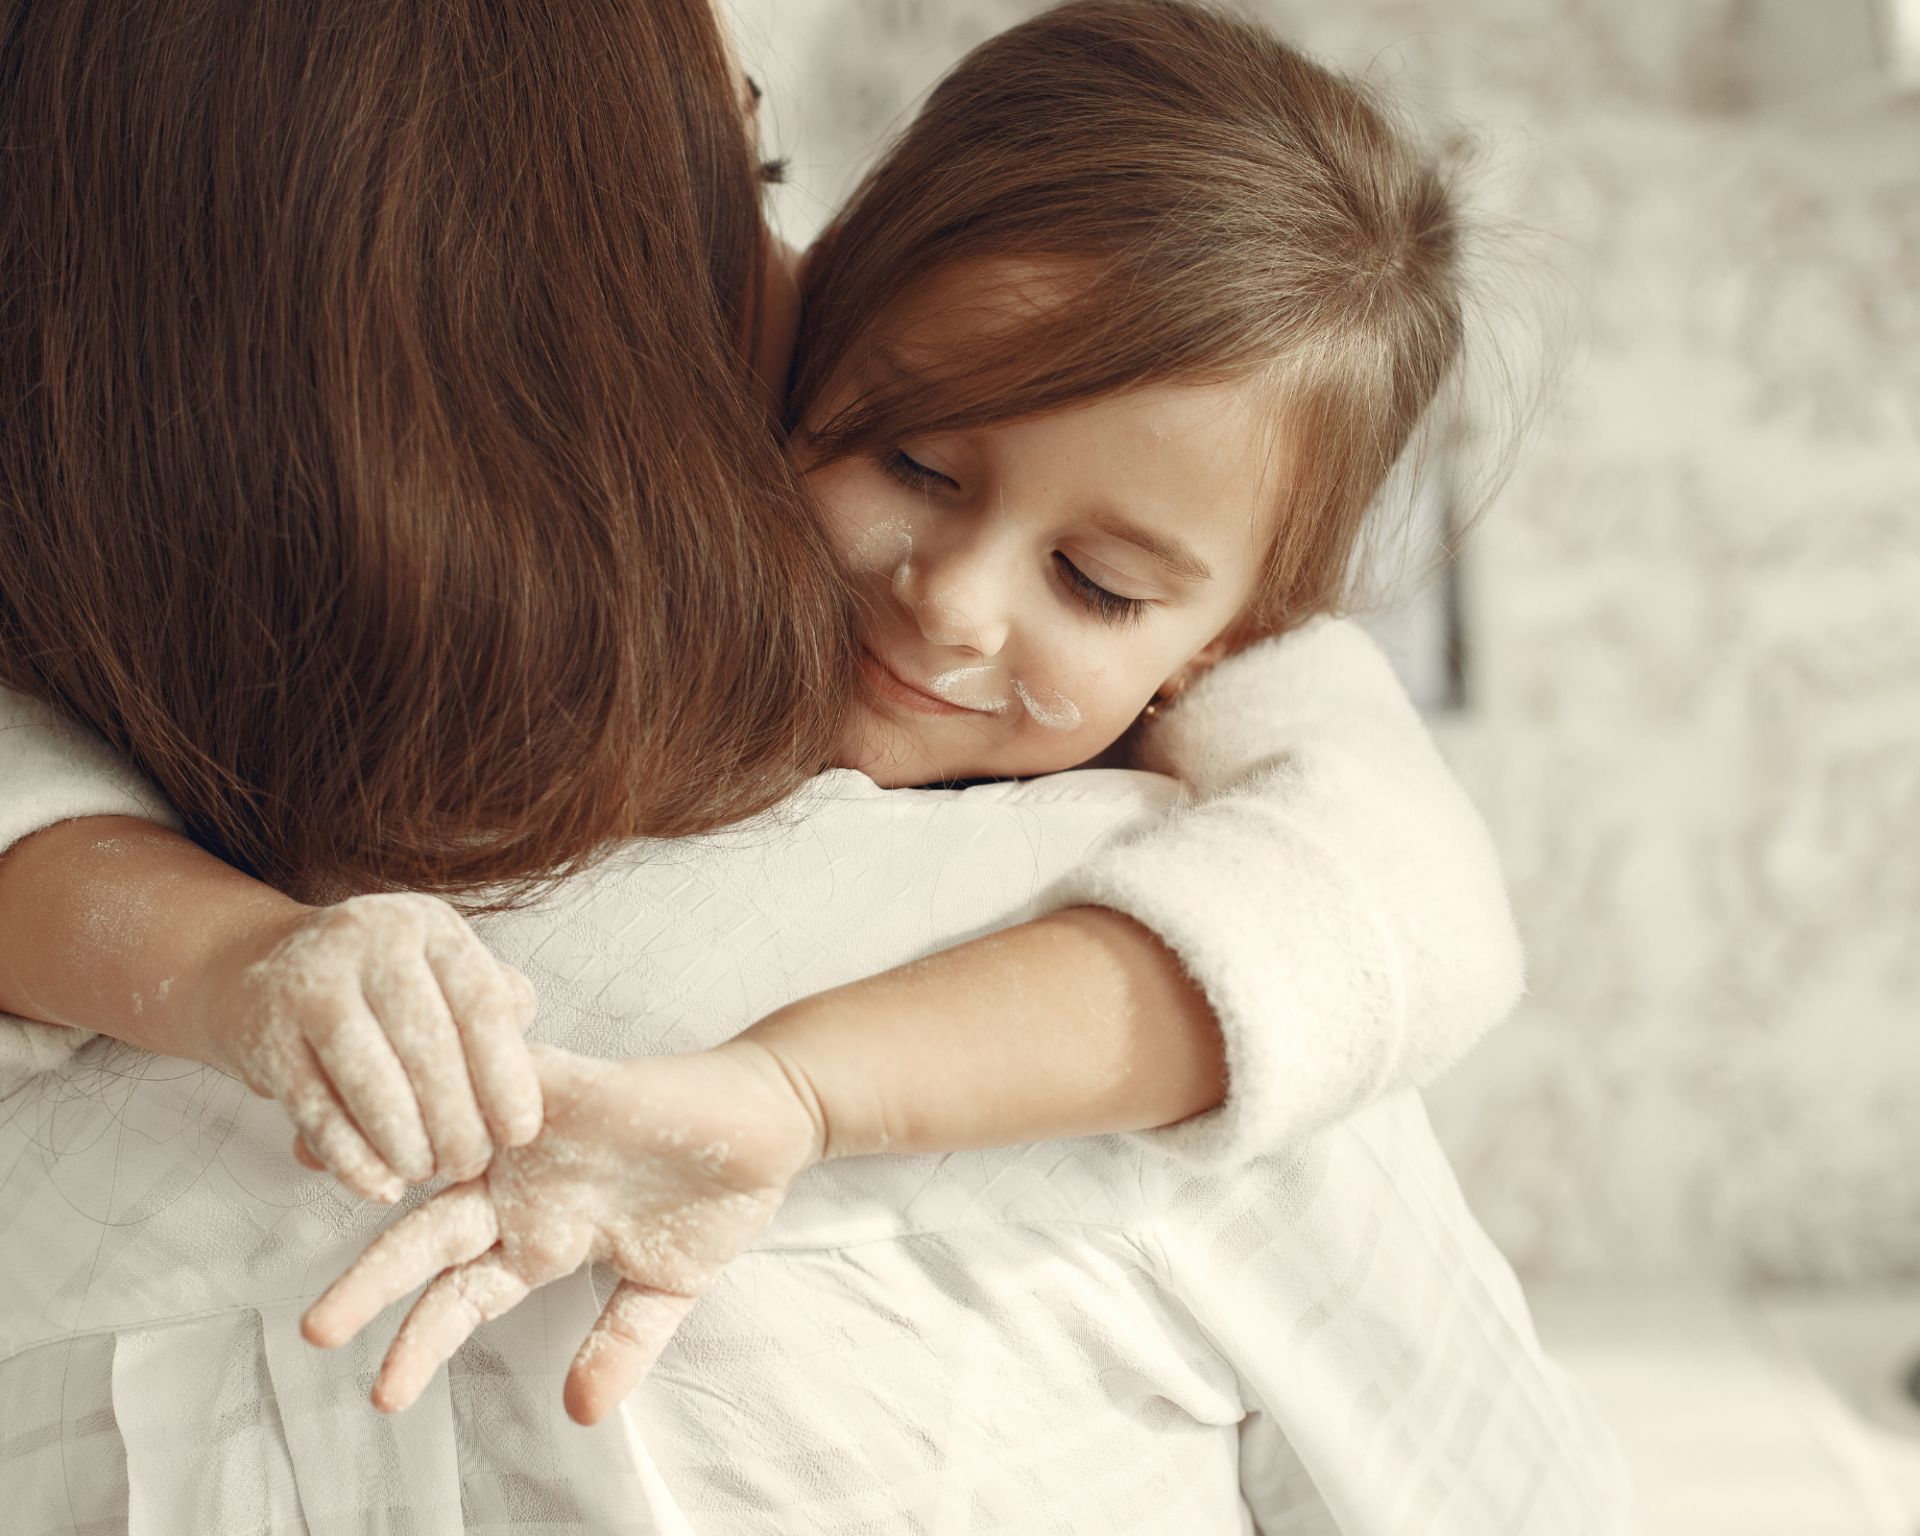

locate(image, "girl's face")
[[804, 271, 1282, 788]]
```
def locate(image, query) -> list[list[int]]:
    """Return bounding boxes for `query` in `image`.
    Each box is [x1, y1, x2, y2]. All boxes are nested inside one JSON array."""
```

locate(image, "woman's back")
[[1, 763, 1629, 1533]]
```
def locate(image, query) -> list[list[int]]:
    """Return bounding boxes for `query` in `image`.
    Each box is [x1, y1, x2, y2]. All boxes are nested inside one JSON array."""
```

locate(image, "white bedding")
[[0, 767, 1634, 1533]]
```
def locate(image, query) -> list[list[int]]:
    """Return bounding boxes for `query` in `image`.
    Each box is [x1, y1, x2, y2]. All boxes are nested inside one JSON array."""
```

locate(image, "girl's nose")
[[894, 545, 1012, 657]]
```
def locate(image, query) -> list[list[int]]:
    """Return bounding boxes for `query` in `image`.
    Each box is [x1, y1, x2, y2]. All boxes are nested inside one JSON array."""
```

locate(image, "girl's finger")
[[561, 1280, 696, 1426], [309, 997, 436, 1183], [280, 1041, 404, 1203], [371, 1251, 532, 1414], [363, 949, 493, 1181], [502, 965, 538, 1034], [290, 1133, 325, 1172], [302, 1181, 500, 1348], [427, 929, 543, 1149]]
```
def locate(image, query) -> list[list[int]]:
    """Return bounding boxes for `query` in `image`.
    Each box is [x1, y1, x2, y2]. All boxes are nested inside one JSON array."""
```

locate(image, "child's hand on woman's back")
[[199, 893, 542, 1203], [301, 1041, 821, 1423]]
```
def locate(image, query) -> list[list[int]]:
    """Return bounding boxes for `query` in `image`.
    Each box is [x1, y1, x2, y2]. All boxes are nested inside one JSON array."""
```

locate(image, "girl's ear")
[[1155, 633, 1233, 702]]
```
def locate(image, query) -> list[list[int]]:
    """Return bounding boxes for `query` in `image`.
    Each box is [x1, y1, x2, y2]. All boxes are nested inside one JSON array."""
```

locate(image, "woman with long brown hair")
[[0, 0, 1543, 1524]]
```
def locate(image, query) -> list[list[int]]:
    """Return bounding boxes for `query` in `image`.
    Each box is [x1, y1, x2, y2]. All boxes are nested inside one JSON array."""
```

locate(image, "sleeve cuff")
[[0, 1015, 96, 1092], [0, 686, 181, 861], [1043, 771, 1407, 1167]]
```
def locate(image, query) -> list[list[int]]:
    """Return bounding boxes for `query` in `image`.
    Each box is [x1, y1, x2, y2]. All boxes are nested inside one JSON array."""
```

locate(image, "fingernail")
[[375, 1178, 404, 1204]]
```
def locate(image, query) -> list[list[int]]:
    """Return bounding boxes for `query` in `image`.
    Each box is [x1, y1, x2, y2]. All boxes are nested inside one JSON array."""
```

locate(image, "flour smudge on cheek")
[[847, 517, 914, 589], [1012, 679, 1082, 731]]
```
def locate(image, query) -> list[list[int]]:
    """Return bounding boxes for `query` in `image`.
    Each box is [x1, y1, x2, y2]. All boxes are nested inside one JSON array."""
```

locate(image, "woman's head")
[[0, 0, 856, 896], [793, 0, 1462, 784]]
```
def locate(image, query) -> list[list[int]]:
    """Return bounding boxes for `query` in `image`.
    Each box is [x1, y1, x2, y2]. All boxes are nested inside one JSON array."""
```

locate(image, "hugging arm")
[[306, 619, 1525, 1420], [2, 621, 1522, 1416], [664, 616, 1524, 1171], [1068, 615, 1525, 1159], [0, 618, 1519, 1160], [303, 914, 1225, 1424]]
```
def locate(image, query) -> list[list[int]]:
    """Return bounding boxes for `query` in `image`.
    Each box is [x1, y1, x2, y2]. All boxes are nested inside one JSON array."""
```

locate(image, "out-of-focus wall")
[[724, 0, 1920, 1283]]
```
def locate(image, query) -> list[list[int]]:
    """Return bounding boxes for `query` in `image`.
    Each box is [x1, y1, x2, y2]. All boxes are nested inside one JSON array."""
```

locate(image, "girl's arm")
[[6, 618, 1518, 1173], [0, 816, 542, 1199], [0, 681, 1233, 1159], [1056, 615, 1526, 1158], [0, 684, 185, 1083], [0, 688, 542, 1201], [731, 616, 1523, 1167], [1, 810, 1226, 1170], [740, 903, 1226, 1156], [1, 808, 1220, 1172], [310, 618, 1526, 1424]]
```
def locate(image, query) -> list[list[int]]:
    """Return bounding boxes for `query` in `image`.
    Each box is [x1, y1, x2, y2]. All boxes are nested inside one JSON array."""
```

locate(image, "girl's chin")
[[834, 702, 1109, 787], [832, 712, 978, 788], [834, 752, 954, 790]]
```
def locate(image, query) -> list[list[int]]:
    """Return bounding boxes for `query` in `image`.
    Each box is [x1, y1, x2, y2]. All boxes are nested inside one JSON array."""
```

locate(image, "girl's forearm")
[[735, 906, 1227, 1159], [0, 816, 543, 1196], [0, 815, 305, 1067], [0, 824, 1230, 1169]]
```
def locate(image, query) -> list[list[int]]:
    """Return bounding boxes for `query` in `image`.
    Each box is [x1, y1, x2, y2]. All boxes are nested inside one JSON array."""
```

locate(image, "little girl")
[[291, 11, 1633, 1525], [307, 0, 1532, 1417], [1, 0, 1533, 1477]]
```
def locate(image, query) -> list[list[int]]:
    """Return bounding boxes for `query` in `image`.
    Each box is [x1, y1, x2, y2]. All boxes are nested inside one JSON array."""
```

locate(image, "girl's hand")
[[203, 893, 542, 1202], [301, 1043, 821, 1425]]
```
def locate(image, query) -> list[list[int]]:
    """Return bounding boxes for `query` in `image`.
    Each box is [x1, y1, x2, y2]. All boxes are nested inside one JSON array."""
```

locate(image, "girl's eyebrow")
[[1090, 514, 1213, 582]]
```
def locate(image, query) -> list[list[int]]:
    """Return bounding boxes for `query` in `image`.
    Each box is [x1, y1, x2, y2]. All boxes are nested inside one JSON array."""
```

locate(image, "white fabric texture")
[[0, 770, 1634, 1533], [0, 686, 181, 858], [0, 621, 1524, 1166], [0, 685, 182, 1084], [1052, 616, 1524, 1162]]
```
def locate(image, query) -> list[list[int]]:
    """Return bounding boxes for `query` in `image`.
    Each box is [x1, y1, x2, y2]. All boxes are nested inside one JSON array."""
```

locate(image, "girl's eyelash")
[[880, 448, 952, 491], [1054, 552, 1148, 626]]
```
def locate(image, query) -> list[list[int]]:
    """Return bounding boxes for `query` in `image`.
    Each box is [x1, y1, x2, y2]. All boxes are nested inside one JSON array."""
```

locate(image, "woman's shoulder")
[[482, 766, 1185, 1063], [805, 764, 1181, 810]]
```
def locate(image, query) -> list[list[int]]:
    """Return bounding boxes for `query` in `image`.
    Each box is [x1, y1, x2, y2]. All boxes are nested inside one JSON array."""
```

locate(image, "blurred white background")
[[721, 2, 1920, 1527]]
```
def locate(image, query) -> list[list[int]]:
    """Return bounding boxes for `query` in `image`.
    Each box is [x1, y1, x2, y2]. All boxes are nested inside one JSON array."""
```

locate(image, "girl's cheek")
[[809, 462, 929, 582], [1009, 631, 1117, 737], [844, 513, 916, 581]]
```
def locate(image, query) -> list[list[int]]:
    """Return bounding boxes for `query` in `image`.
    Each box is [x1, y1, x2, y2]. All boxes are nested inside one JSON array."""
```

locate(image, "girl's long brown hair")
[[795, 0, 1463, 640], [0, 0, 857, 900]]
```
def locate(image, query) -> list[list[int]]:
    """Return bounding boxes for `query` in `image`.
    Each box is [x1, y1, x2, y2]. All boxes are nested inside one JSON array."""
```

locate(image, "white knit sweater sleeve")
[[0, 684, 182, 1085], [1045, 616, 1524, 1165]]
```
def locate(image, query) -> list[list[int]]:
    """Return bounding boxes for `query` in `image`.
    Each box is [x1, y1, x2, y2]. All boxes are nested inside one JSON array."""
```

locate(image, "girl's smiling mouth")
[[859, 647, 1001, 717]]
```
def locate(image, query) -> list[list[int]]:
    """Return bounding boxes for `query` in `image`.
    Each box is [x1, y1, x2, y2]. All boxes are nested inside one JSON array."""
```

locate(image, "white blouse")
[[0, 617, 1524, 1162], [0, 768, 1629, 1533]]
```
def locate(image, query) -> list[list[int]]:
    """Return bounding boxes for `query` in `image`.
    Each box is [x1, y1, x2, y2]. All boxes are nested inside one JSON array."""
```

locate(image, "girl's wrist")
[[729, 1001, 890, 1164], [705, 1034, 828, 1167], [181, 898, 316, 1077]]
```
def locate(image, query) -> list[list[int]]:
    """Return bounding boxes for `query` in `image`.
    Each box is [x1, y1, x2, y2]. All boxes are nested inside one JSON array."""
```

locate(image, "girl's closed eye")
[[881, 447, 955, 492], [1053, 552, 1149, 626], [871, 441, 1152, 626]]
